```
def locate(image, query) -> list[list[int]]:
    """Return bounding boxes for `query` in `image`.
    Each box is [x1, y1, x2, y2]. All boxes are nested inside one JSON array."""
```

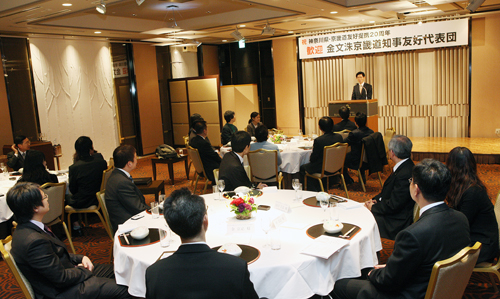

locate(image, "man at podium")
[[351, 71, 372, 100]]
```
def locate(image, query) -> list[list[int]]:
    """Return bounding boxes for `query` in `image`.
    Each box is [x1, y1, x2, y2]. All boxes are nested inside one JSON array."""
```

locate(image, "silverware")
[[122, 233, 130, 245], [339, 227, 356, 239]]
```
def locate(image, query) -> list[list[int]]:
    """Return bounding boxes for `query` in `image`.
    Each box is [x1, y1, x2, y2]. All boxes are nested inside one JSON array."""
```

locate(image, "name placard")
[[227, 222, 255, 234], [275, 201, 291, 213], [272, 213, 287, 229]]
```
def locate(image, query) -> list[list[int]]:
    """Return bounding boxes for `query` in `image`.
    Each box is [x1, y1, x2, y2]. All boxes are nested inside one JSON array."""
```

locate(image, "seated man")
[[219, 131, 267, 191], [105, 145, 148, 234], [332, 159, 470, 299], [343, 112, 374, 184], [364, 135, 415, 240], [145, 188, 259, 299], [250, 124, 282, 167], [221, 110, 238, 146], [7, 182, 132, 299], [189, 120, 221, 183], [333, 106, 357, 133], [299, 116, 343, 191], [7, 135, 31, 171]]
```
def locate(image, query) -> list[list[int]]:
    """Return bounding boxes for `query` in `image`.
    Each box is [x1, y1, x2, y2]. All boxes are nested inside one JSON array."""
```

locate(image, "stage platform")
[[410, 137, 500, 164]]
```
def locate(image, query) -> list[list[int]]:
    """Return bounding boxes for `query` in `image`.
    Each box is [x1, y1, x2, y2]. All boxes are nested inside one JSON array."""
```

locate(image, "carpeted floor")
[[1, 156, 499, 298]]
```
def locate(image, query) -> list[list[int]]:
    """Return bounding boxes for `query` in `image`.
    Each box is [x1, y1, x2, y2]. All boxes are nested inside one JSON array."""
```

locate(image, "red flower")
[[231, 198, 244, 206], [248, 198, 254, 204]]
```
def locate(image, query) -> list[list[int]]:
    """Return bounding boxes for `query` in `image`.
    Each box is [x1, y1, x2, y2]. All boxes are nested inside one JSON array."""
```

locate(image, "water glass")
[[320, 198, 329, 221], [217, 180, 225, 200], [330, 202, 339, 221], [150, 202, 160, 219], [159, 228, 170, 247], [261, 214, 271, 248], [271, 229, 281, 250]]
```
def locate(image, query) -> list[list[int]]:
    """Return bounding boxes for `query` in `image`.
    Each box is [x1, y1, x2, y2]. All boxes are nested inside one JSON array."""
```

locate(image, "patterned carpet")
[[1, 155, 499, 298]]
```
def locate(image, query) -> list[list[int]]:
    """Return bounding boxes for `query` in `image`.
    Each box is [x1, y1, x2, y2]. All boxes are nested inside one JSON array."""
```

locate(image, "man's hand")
[[78, 256, 94, 271], [257, 183, 268, 189], [11, 144, 18, 155], [368, 264, 386, 276], [364, 199, 377, 211]]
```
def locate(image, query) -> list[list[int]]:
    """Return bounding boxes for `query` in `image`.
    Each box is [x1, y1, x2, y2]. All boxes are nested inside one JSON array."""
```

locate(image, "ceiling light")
[[239, 25, 246, 27], [94, 31, 102, 34], [222, 40, 227, 42], [62, 3, 72, 7], [261, 21, 275, 36], [288, 31, 294, 33], [136, 0, 145, 5], [96, 0, 106, 14], [369, 20, 375, 23], [330, 11, 338, 14], [230, 28, 244, 41], [418, 20, 423, 25]]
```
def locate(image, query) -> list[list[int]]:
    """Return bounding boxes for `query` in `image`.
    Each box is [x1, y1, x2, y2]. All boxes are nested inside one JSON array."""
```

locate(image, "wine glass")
[[217, 179, 225, 200], [261, 214, 272, 248], [292, 179, 300, 200], [320, 198, 330, 222]]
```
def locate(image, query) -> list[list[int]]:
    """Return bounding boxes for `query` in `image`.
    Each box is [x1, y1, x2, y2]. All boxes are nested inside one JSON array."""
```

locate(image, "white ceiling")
[[0, 0, 499, 45]]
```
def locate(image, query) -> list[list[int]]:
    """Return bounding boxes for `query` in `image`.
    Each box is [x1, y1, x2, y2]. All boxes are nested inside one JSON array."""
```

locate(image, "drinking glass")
[[320, 198, 329, 222], [261, 214, 272, 248], [330, 202, 339, 221], [217, 179, 225, 200], [159, 228, 170, 247], [158, 195, 166, 212], [150, 202, 160, 219], [292, 179, 300, 200]]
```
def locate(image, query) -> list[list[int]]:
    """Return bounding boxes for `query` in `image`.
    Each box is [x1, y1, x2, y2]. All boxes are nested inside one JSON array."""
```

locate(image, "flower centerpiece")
[[229, 194, 257, 220], [270, 134, 285, 144]]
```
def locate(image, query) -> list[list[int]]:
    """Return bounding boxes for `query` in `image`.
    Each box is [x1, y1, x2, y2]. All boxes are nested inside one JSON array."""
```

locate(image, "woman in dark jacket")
[[18, 150, 58, 186]]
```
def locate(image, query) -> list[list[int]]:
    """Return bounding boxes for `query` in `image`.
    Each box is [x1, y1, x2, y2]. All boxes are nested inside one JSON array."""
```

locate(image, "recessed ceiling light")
[[222, 40, 227, 42], [94, 31, 102, 34], [330, 11, 338, 14], [62, 3, 72, 6], [369, 20, 375, 23], [288, 31, 294, 33], [239, 25, 246, 27]]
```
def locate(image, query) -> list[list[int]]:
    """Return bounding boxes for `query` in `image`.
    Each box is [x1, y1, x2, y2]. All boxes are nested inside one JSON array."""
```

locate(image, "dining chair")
[[357, 133, 387, 192], [247, 149, 283, 189], [334, 129, 351, 141], [96, 189, 114, 263], [213, 169, 219, 183], [40, 182, 75, 254], [424, 242, 481, 299], [304, 142, 349, 198], [0, 236, 35, 299], [186, 146, 212, 195], [64, 166, 113, 239], [472, 190, 500, 292]]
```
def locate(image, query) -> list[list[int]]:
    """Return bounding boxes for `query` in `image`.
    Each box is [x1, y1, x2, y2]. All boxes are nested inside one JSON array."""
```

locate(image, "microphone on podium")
[[362, 86, 368, 100]]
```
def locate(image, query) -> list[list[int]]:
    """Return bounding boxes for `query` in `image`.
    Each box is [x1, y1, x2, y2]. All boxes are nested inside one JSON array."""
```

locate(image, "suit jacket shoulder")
[[219, 152, 252, 191]]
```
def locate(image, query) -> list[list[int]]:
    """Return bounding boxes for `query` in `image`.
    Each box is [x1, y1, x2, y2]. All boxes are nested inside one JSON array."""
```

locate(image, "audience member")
[[105, 145, 148, 234], [333, 106, 357, 132], [246, 112, 262, 137], [332, 159, 470, 299], [189, 120, 221, 183], [364, 135, 415, 240], [351, 71, 372, 100], [17, 150, 58, 186], [7, 135, 31, 171], [343, 112, 374, 184], [446, 146, 499, 264], [189, 113, 204, 142], [250, 125, 282, 167], [221, 110, 238, 145], [299, 117, 343, 191], [219, 131, 267, 191], [145, 188, 259, 299], [7, 182, 132, 299]]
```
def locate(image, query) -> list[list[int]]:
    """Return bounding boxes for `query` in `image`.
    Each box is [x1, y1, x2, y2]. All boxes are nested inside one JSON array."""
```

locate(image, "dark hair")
[[113, 145, 136, 169], [446, 147, 486, 208], [74, 136, 93, 162], [318, 116, 334, 133], [412, 159, 451, 202], [388, 135, 412, 159], [248, 112, 259, 124], [224, 110, 235, 123], [354, 112, 367, 127], [231, 131, 251, 153], [190, 113, 203, 129], [255, 125, 269, 143], [356, 71, 365, 78], [7, 182, 43, 224], [338, 106, 350, 120], [193, 120, 207, 135], [18, 150, 53, 185], [14, 135, 27, 147], [164, 188, 206, 239]]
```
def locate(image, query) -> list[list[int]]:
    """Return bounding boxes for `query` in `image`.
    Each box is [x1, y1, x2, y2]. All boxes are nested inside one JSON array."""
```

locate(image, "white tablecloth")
[[113, 190, 382, 298]]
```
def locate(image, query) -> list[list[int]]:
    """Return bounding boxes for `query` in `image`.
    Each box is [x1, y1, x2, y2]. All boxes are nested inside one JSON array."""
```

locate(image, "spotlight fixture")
[[261, 21, 275, 36], [230, 28, 244, 41], [96, 0, 106, 14], [136, 0, 145, 5], [466, 0, 485, 12]]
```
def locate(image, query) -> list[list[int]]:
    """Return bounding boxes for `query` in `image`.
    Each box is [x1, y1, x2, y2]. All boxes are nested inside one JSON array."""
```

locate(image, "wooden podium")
[[328, 99, 378, 132]]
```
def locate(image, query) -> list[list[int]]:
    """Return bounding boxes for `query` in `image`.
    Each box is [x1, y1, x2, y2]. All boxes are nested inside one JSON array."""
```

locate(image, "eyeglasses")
[[42, 194, 48, 200], [408, 177, 413, 184]]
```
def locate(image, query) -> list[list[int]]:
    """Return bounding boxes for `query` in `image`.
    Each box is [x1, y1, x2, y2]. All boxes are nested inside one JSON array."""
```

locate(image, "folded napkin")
[[117, 223, 140, 234], [338, 200, 363, 210], [262, 186, 277, 193], [301, 235, 349, 259]]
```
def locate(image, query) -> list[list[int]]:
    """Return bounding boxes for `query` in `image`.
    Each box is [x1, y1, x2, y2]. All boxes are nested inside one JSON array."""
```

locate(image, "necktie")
[[129, 176, 134, 183], [43, 224, 56, 238], [359, 84, 363, 94]]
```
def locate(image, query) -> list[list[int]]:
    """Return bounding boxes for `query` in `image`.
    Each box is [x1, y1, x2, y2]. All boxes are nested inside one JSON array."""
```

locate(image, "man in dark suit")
[[332, 159, 470, 299], [7, 135, 31, 171], [333, 106, 357, 133], [300, 116, 343, 191], [351, 71, 372, 100], [7, 182, 132, 299], [219, 131, 267, 191], [364, 135, 415, 240], [105, 145, 148, 234], [344, 112, 374, 184], [189, 120, 221, 183], [145, 188, 259, 299]]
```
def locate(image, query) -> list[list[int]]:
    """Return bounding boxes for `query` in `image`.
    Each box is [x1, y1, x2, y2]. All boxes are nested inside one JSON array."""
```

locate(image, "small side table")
[[137, 180, 165, 201], [151, 156, 189, 185]]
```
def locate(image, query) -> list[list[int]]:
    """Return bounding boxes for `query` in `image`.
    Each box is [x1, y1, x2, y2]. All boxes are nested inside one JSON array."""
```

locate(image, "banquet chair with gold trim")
[[213, 169, 219, 183], [305, 143, 349, 198], [0, 236, 35, 299], [247, 149, 283, 189], [356, 133, 387, 192], [187, 146, 212, 195], [424, 242, 481, 299], [40, 182, 75, 254], [334, 129, 351, 142], [96, 189, 114, 262]]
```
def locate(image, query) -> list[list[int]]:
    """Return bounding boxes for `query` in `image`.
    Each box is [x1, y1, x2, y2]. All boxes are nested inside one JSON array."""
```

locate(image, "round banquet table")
[[113, 190, 382, 298]]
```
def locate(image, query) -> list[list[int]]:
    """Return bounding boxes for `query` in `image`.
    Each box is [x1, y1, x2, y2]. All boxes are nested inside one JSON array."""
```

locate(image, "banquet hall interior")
[[1, 0, 500, 298]]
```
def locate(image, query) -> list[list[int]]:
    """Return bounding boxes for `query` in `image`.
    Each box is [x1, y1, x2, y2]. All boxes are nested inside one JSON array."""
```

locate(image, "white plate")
[[323, 220, 343, 234], [130, 226, 149, 239]]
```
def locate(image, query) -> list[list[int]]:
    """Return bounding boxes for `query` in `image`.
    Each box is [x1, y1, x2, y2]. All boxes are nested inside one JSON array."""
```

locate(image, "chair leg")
[[318, 178, 325, 192], [377, 172, 383, 188], [94, 211, 113, 240], [489, 272, 499, 292], [357, 170, 366, 192], [193, 174, 200, 195], [67, 213, 73, 238], [202, 179, 208, 194], [84, 214, 88, 227], [62, 222, 76, 254], [340, 174, 349, 199], [304, 176, 308, 190]]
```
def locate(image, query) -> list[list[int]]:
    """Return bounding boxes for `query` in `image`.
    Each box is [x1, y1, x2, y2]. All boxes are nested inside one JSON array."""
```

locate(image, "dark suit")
[[344, 126, 374, 170], [7, 150, 27, 171], [333, 120, 357, 133], [220, 151, 252, 191], [145, 244, 259, 299], [351, 83, 373, 100], [332, 204, 470, 299], [221, 123, 238, 145], [371, 159, 415, 240], [105, 168, 148, 234], [11, 222, 130, 299], [68, 153, 107, 209], [189, 135, 221, 183]]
